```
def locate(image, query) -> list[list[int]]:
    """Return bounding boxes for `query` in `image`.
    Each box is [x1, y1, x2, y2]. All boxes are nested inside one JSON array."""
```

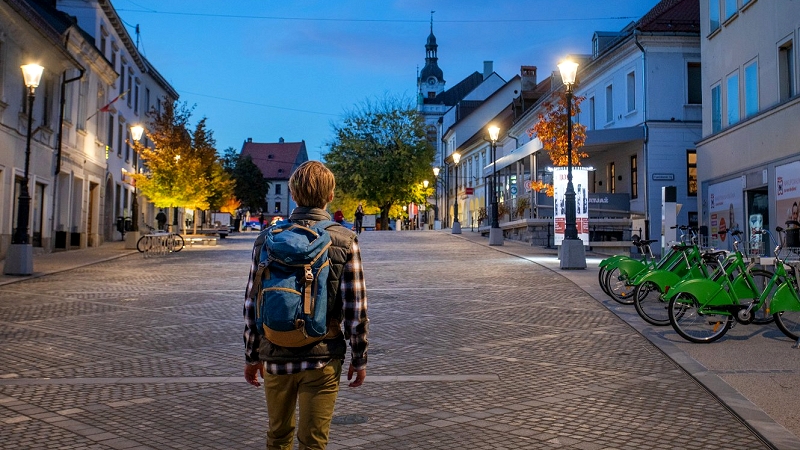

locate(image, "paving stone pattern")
[[0, 232, 769, 449]]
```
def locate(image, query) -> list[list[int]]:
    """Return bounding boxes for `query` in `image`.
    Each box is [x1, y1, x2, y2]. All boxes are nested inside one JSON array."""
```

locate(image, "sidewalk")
[[0, 240, 134, 286]]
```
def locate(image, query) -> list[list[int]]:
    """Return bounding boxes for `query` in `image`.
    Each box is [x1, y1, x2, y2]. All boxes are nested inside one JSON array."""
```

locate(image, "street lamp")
[[488, 125, 503, 246], [558, 58, 586, 269], [129, 125, 144, 233], [4, 64, 44, 276], [452, 152, 461, 234], [433, 167, 440, 229]]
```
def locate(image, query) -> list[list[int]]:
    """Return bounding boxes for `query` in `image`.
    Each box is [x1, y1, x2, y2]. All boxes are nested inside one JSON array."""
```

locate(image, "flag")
[[86, 89, 129, 121]]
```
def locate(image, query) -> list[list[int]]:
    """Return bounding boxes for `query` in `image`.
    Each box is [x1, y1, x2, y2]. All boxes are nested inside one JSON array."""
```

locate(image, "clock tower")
[[417, 13, 444, 102]]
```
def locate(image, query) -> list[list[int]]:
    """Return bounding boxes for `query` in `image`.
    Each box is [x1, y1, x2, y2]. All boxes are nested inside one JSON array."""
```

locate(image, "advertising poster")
[[708, 178, 744, 250], [553, 167, 589, 246], [776, 161, 800, 228]]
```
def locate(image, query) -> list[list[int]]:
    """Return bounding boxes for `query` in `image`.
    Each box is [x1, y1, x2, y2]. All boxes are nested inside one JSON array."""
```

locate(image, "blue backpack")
[[253, 219, 337, 348]]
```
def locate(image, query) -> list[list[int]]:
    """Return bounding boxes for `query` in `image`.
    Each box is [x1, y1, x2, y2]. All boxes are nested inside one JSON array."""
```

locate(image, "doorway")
[[746, 188, 769, 255]]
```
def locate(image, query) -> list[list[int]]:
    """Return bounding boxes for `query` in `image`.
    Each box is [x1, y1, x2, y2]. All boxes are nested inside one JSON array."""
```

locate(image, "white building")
[[0, 0, 85, 260], [57, 0, 178, 245], [697, 0, 800, 251], [491, 0, 702, 250]]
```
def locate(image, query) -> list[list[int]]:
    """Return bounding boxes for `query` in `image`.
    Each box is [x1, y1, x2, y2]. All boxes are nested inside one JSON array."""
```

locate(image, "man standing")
[[243, 161, 369, 450], [155, 209, 167, 231], [354, 203, 364, 234]]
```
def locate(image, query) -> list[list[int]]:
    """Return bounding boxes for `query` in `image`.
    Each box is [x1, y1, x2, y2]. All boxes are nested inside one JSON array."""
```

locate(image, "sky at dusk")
[[114, 0, 662, 161]]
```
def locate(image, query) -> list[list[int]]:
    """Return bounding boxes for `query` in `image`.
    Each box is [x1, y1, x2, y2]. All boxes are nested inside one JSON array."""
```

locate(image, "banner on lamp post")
[[553, 167, 589, 246]]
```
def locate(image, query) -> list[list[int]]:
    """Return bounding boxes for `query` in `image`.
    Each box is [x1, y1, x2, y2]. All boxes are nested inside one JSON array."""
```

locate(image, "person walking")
[[243, 161, 369, 450], [354, 203, 364, 234], [155, 209, 167, 231]]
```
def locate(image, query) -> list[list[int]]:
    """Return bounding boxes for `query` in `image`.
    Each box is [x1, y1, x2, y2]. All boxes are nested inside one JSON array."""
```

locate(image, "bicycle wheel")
[[668, 292, 731, 343], [169, 234, 185, 252], [774, 311, 800, 340], [605, 267, 636, 305], [746, 269, 775, 325], [136, 235, 149, 253], [598, 266, 610, 295], [634, 281, 670, 326]]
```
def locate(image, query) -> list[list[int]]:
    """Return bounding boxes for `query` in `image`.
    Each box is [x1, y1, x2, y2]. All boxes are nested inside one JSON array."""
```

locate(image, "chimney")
[[483, 61, 493, 80], [279, 137, 285, 143], [247, 137, 253, 143], [520, 66, 537, 91]]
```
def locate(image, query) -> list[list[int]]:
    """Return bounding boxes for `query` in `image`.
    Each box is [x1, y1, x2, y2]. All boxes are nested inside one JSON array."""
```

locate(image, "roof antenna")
[[135, 24, 140, 49]]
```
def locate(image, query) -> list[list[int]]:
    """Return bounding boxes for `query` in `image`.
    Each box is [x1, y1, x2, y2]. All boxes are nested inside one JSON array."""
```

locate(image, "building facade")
[[241, 137, 308, 224], [697, 0, 800, 252]]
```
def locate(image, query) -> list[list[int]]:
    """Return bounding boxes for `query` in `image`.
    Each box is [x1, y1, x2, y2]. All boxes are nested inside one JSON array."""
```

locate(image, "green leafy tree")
[[221, 147, 271, 214], [325, 96, 435, 230], [133, 100, 232, 234]]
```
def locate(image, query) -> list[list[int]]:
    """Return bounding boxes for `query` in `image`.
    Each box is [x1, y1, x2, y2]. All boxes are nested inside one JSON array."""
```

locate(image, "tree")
[[221, 147, 271, 214], [527, 90, 588, 197], [325, 96, 435, 230], [132, 100, 233, 234]]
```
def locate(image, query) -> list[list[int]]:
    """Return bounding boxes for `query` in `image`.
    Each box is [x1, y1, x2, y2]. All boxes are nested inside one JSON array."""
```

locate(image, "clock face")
[[427, 77, 437, 86]]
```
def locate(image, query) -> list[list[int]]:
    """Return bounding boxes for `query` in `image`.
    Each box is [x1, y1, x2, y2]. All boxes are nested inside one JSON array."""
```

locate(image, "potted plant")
[[514, 197, 530, 220]]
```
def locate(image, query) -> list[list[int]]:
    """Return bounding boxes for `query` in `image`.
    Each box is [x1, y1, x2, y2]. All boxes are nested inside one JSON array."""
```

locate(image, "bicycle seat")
[[639, 239, 658, 245], [702, 250, 727, 261], [671, 244, 692, 251]]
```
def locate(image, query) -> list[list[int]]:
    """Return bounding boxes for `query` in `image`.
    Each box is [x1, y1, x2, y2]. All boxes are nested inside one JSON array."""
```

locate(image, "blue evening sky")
[[114, 1, 662, 161]]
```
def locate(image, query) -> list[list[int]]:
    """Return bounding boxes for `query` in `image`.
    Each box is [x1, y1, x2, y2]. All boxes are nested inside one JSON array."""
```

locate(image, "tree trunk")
[[380, 204, 391, 231]]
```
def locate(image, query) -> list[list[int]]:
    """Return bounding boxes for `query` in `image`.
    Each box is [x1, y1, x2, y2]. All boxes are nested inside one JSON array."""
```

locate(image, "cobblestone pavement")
[[0, 231, 792, 449]]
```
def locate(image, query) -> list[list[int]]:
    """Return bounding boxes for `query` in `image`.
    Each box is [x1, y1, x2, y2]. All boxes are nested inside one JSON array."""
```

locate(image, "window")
[[711, 84, 722, 132], [77, 78, 88, 131], [626, 72, 636, 113], [724, 0, 737, 21], [127, 72, 133, 107], [145, 87, 151, 114], [275, 184, 281, 195], [42, 75, 53, 126], [608, 162, 616, 193], [134, 83, 139, 115], [687, 150, 697, 196], [107, 114, 115, 153], [726, 71, 740, 126], [99, 26, 107, 55], [688, 62, 702, 104], [605, 84, 613, 123], [779, 40, 795, 101], [125, 127, 131, 162], [588, 96, 596, 130], [118, 122, 123, 159], [710, 0, 721, 32], [630, 155, 638, 199], [120, 62, 125, 93], [744, 60, 758, 117]]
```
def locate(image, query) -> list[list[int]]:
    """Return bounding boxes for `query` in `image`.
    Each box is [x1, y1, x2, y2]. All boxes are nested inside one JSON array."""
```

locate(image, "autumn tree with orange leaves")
[[527, 90, 588, 197]]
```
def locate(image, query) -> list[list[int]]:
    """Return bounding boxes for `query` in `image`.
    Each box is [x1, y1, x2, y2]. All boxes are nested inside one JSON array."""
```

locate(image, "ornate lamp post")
[[130, 125, 144, 233], [451, 152, 461, 234], [4, 64, 44, 276], [488, 125, 503, 246], [558, 58, 586, 269], [422, 179, 429, 230], [433, 167, 440, 230]]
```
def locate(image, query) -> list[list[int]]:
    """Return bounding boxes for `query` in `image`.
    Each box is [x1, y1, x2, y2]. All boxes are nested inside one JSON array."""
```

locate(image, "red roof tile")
[[240, 140, 309, 180]]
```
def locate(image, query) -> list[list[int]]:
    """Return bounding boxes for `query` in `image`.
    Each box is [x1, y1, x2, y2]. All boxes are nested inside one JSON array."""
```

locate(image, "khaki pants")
[[263, 360, 342, 450]]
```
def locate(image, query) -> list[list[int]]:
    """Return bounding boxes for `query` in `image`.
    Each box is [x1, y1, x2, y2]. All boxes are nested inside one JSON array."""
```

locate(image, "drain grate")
[[332, 414, 369, 425]]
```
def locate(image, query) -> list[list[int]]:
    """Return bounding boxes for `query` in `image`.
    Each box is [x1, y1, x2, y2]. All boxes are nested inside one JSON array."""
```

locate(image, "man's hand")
[[244, 363, 264, 387], [347, 364, 366, 388]]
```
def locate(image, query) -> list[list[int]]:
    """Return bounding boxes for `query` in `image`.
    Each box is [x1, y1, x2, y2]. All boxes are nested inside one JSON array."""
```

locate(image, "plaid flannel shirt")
[[243, 236, 368, 375]]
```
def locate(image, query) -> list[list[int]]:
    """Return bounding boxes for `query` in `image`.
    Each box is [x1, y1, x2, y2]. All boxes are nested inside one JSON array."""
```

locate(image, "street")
[[0, 231, 795, 449]]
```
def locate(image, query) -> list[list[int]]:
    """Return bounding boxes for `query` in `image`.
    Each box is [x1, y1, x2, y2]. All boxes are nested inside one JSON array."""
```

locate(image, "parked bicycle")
[[136, 224, 185, 255], [667, 227, 800, 343]]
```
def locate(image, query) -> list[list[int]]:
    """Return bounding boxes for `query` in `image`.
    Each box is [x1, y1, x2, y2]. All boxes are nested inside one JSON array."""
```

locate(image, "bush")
[[514, 197, 530, 218]]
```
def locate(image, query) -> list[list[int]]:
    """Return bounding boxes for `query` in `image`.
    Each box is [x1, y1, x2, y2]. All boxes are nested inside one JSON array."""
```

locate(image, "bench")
[[194, 227, 229, 238], [184, 235, 218, 246]]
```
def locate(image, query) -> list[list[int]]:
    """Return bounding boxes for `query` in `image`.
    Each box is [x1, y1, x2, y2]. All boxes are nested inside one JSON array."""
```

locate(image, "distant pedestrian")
[[354, 203, 364, 234], [258, 213, 265, 230], [155, 210, 167, 231]]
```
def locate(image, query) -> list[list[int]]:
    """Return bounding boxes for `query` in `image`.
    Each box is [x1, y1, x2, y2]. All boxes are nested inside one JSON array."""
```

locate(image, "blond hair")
[[289, 161, 335, 208]]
